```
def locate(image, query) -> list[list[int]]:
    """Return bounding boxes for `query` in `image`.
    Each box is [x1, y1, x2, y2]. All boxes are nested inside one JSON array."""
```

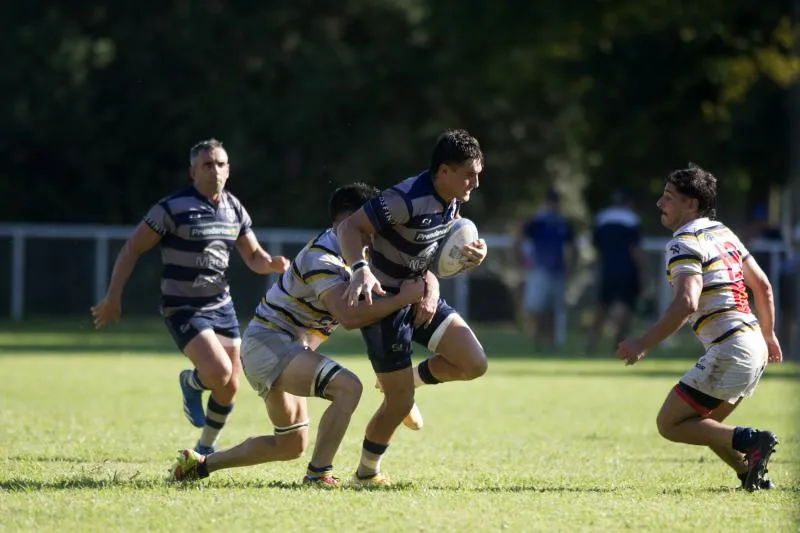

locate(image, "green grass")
[[0, 321, 798, 532]]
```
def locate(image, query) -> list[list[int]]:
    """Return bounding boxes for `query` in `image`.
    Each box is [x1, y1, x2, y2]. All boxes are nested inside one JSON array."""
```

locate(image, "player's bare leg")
[[207, 392, 309, 469], [656, 390, 737, 448], [706, 399, 747, 472], [170, 391, 308, 482], [656, 388, 778, 490], [356, 367, 415, 483], [181, 330, 239, 453], [271, 349, 362, 478], [415, 316, 487, 385]]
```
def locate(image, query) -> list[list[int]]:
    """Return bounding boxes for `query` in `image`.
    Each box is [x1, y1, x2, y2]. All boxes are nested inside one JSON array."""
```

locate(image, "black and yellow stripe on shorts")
[[708, 320, 760, 346]]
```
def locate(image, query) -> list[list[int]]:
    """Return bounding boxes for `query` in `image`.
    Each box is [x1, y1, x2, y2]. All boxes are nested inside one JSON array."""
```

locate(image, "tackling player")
[[337, 129, 490, 485], [616, 164, 782, 491], [91, 139, 289, 455], [169, 183, 429, 487]]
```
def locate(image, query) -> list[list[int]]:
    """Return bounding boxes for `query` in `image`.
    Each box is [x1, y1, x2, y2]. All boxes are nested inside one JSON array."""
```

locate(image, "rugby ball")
[[430, 218, 480, 279]]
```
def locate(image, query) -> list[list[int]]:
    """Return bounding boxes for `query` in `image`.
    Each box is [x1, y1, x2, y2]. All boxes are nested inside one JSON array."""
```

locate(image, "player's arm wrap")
[[351, 259, 368, 272]]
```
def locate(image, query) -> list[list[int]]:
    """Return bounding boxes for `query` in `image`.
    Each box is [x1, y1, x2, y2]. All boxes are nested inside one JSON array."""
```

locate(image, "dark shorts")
[[164, 301, 241, 351], [360, 297, 457, 374], [599, 277, 639, 308], [675, 381, 723, 416]]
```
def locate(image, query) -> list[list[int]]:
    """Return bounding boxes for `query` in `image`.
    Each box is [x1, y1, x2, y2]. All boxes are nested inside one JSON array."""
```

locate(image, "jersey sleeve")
[[301, 250, 350, 299], [142, 202, 174, 236], [237, 203, 254, 237], [363, 187, 411, 232], [665, 237, 703, 278], [730, 233, 752, 262]]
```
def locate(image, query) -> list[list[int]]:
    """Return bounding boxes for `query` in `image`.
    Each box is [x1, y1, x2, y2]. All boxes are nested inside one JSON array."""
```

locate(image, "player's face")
[[190, 147, 230, 195], [656, 183, 697, 231], [439, 158, 482, 202]]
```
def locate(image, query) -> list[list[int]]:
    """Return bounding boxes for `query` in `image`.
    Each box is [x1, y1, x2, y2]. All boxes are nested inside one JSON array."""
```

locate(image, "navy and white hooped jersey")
[[142, 186, 253, 316], [665, 217, 759, 349], [363, 171, 460, 288], [251, 228, 350, 346]]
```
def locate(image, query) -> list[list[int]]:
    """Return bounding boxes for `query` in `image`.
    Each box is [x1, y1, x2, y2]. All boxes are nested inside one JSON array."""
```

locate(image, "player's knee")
[[201, 359, 234, 390], [462, 350, 488, 380], [383, 388, 415, 420], [275, 430, 308, 461], [326, 370, 363, 413], [655, 413, 677, 441]]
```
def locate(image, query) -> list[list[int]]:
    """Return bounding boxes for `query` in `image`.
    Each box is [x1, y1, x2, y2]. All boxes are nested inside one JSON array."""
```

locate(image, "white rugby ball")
[[430, 218, 479, 279]]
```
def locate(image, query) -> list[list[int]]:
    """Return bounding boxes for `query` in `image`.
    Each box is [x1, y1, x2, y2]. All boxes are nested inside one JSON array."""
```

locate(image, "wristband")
[[351, 260, 368, 272]]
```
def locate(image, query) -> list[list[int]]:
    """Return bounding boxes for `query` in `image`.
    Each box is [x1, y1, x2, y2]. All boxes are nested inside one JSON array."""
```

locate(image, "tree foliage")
[[2, 1, 797, 232]]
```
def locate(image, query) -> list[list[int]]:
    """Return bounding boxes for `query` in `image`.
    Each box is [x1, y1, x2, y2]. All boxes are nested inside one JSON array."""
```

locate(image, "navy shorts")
[[360, 297, 457, 374], [164, 301, 241, 351], [599, 277, 639, 309]]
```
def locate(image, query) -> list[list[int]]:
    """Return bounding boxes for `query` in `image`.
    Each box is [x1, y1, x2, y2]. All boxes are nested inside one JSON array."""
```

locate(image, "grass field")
[[1, 320, 798, 532]]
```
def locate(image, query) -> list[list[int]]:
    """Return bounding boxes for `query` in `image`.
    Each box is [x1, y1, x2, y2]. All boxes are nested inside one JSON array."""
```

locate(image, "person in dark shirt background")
[[585, 189, 643, 353]]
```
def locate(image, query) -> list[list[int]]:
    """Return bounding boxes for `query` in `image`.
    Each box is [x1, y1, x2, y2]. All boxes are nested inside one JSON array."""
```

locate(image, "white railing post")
[[11, 229, 26, 321], [94, 233, 110, 304]]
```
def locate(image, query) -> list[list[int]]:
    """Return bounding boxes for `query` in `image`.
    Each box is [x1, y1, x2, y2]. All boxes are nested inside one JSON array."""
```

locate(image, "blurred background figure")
[[514, 188, 575, 352], [585, 189, 643, 354]]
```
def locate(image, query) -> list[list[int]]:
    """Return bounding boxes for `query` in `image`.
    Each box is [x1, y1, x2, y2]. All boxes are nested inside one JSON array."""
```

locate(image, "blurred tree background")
[[1, 0, 798, 233]]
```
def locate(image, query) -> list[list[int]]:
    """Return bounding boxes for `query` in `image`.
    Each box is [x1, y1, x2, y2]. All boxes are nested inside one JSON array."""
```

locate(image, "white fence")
[[0, 224, 791, 331]]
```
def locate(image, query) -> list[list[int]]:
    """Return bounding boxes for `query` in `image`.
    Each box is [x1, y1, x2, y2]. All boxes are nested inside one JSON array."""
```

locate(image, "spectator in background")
[[744, 204, 783, 281], [585, 189, 643, 353], [515, 188, 575, 352]]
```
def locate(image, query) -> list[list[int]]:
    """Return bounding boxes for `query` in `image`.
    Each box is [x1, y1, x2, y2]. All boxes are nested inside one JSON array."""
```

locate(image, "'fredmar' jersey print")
[[143, 186, 253, 316], [363, 170, 460, 287], [664, 217, 758, 348], [252, 228, 349, 344]]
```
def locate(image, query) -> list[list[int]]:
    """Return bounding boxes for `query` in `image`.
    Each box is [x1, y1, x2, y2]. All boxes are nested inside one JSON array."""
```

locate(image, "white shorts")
[[680, 331, 768, 404], [241, 322, 306, 399], [523, 270, 566, 313]]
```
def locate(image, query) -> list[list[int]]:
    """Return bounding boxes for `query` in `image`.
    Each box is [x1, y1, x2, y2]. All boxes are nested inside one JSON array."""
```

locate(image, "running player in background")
[[91, 139, 289, 455], [337, 129, 489, 485], [169, 183, 428, 487], [616, 164, 782, 491]]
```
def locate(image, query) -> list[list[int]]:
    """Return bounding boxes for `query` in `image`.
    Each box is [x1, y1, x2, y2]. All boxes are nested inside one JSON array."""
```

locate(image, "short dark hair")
[[430, 129, 484, 176], [329, 182, 380, 222], [666, 163, 717, 219], [190, 138, 225, 165]]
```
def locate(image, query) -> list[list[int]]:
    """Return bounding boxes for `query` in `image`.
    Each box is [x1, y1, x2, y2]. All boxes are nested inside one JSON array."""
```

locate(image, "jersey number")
[[714, 242, 749, 313]]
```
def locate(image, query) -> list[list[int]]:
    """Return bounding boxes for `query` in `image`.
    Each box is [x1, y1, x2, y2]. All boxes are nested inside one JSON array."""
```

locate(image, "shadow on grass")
[[2, 319, 799, 368], [487, 366, 800, 381], [0, 474, 158, 492], [0, 343, 177, 354], [4, 475, 796, 494], [7, 455, 148, 465]]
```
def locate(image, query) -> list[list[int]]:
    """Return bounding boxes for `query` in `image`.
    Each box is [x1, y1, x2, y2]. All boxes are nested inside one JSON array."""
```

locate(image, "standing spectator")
[[586, 189, 643, 353], [515, 188, 575, 351]]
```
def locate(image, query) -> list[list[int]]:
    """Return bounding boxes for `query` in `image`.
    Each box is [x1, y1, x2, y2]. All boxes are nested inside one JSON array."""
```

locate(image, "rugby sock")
[[416, 359, 441, 386], [357, 438, 388, 478], [196, 458, 210, 478], [732, 426, 759, 453], [185, 369, 207, 391], [198, 398, 234, 448], [307, 463, 333, 479]]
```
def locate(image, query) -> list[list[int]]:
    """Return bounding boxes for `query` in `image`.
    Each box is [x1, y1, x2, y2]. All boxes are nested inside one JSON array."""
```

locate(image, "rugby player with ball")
[[337, 129, 489, 485]]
